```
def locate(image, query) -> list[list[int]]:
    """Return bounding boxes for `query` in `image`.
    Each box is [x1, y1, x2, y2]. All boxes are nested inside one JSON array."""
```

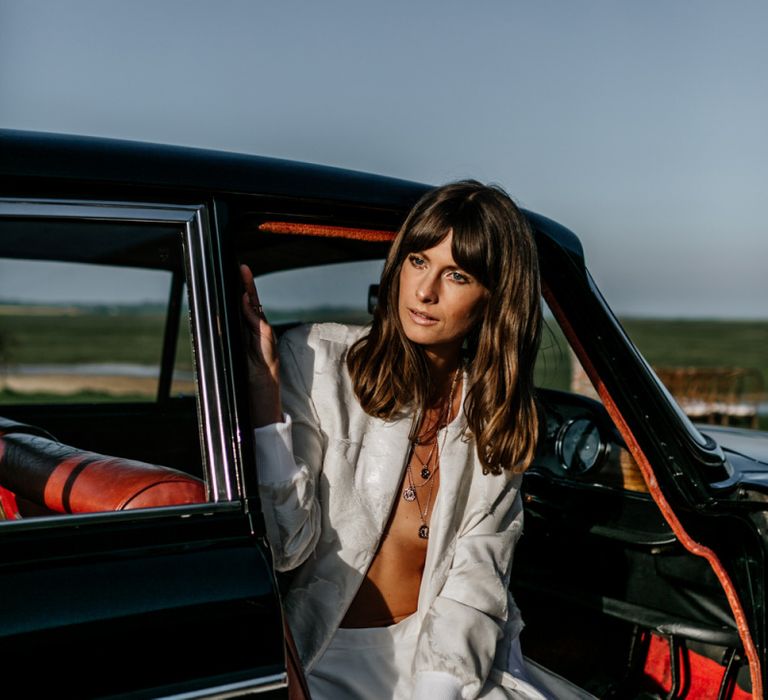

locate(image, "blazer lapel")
[[353, 412, 415, 534]]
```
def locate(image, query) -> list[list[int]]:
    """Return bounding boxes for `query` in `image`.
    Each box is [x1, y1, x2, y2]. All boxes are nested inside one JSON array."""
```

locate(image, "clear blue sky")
[[1, 0, 766, 318]]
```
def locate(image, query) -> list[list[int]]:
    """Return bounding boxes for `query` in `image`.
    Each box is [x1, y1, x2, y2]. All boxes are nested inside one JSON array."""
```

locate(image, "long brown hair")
[[346, 180, 542, 474]]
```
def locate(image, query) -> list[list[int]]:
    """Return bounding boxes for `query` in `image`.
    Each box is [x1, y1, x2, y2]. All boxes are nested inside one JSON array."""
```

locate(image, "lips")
[[408, 308, 438, 325]]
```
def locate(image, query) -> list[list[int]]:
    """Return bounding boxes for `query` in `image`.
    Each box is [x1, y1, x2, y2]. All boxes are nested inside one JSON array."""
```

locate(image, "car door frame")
[[0, 197, 287, 698]]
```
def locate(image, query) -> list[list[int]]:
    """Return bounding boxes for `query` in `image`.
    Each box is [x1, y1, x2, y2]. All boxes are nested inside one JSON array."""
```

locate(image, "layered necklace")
[[403, 367, 460, 539]]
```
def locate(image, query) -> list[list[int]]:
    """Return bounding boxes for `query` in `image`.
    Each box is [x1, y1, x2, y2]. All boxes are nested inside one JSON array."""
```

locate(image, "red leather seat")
[[0, 419, 205, 517]]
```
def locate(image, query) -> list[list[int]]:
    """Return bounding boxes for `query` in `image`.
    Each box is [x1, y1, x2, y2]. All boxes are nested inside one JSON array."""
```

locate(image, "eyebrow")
[[411, 251, 472, 275]]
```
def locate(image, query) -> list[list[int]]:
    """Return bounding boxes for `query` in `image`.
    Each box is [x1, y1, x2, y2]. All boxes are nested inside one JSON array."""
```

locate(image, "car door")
[[511, 213, 764, 698], [0, 199, 287, 698]]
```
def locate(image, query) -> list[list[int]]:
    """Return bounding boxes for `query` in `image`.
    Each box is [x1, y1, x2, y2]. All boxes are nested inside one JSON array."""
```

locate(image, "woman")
[[241, 181, 592, 699]]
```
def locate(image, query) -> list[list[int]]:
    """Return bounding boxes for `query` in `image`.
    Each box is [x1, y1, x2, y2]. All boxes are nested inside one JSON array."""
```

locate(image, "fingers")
[[240, 264, 257, 306], [251, 282, 263, 316], [239, 263, 253, 287], [239, 266, 279, 389], [240, 264, 266, 321]]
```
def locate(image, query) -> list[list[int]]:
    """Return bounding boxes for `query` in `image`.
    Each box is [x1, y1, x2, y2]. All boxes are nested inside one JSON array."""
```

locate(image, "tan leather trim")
[[544, 285, 763, 699]]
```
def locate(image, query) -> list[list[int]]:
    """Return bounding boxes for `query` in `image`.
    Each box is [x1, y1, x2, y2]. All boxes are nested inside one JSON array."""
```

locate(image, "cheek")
[[398, 267, 423, 308], [464, 302, 484, 328], [397, 268, 409, 304], [450, 292, 487, 329]]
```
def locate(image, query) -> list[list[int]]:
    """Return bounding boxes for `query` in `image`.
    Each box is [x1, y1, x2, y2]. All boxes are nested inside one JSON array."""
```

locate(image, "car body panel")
[[0, 506, 284, 697]]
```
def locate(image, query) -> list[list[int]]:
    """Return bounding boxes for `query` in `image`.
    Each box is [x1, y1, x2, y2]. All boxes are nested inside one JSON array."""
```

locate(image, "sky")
[[0, 0, 766, 318]]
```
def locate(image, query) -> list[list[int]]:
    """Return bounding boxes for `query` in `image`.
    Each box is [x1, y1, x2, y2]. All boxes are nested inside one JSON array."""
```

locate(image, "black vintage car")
[[0, 130, 764, 699]]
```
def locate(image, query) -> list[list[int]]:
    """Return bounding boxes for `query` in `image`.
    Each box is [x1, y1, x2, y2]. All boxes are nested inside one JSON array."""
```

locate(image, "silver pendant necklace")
[[402, 441, 438, 501], [403, 367, 460, 538]]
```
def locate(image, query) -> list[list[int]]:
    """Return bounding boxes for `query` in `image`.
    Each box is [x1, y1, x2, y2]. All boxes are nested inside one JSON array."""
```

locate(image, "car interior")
[[515, 388, 747, 697]]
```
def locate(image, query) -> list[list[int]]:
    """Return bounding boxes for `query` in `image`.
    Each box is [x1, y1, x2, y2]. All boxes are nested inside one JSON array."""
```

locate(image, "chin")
[[401, 325, 462, 358], [401, 325, 431, 346]]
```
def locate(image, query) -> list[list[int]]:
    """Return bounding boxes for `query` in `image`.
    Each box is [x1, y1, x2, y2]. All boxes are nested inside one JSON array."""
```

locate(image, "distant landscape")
[[538, 317, 768, 386], [1, 303, 766, 430]]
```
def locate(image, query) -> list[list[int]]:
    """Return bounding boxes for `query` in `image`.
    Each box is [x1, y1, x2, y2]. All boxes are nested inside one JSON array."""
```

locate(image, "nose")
[[416, 274, 438, 303]]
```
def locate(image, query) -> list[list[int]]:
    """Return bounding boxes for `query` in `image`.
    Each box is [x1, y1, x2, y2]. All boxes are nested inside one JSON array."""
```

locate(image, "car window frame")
[[0, 197, 239, 510]]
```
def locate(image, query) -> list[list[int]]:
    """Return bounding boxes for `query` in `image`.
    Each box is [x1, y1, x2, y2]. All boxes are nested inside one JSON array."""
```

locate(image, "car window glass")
[[255, 259, 384, 326], [0, 217, 210, 523], [535, 303, 599, 402], [0, 259, 171, 404]]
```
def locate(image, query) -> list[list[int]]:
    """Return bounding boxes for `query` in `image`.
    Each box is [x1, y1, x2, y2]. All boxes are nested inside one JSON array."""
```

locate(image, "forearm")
[[254, 416, 321, 570]]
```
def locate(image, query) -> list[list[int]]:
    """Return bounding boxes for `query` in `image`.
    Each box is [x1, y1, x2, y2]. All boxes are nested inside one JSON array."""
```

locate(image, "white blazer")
[[255, 323, 527, 699]]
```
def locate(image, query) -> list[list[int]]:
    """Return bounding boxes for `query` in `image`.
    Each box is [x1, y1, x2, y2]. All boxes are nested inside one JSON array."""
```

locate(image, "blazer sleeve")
[[412, 475, 525, 700], [255, 329, 326, 572]]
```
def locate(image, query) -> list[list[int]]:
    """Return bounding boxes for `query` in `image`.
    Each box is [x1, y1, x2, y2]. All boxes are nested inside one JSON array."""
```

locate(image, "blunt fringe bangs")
[[346, 180, 542, 475]]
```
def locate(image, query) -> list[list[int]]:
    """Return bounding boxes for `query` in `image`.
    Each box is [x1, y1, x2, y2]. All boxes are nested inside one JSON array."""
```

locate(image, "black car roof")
[[0, 129, 428, 209], [0, 129, 584, 264]]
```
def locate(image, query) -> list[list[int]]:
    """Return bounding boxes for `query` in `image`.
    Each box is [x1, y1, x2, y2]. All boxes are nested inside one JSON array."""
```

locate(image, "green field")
[[2, 311, 765, 377], [0, 312, 193, 367], [535, 317, 768, 388], [622, 319, 768, 384], [0, 306, 373, 367]]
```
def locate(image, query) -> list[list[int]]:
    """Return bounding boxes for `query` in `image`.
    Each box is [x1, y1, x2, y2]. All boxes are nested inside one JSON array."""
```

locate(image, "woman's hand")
[[240, 264, 282, 425]]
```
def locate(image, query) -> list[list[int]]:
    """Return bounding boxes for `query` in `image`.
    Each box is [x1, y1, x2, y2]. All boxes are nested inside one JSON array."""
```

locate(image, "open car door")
[[512, 213, 764, 699], [0, 200, 288, 698]]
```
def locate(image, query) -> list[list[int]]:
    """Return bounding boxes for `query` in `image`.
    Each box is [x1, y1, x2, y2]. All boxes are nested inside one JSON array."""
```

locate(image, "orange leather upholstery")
[[0, 424, 205, 515]]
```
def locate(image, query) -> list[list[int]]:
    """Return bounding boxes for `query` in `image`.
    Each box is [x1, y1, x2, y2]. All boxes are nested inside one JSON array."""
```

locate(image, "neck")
[[428, 367, 458, 405], [424, 354, 462, 410], [413, 359, 461, 444], [424, 346, 461, 388]]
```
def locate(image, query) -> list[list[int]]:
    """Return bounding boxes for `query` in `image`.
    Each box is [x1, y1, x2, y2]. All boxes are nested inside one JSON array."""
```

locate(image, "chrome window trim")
[[158, 673, 287, 699], [0, 197, 236, 502], [0, 502, 242, 534], [183, 203, 235, 500]]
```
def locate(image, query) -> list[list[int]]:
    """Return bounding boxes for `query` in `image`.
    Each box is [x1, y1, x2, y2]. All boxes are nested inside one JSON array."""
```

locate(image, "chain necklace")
[[407, 466, 437, 540], [411, 441, 438, 483], [403, 367, 461, 539], [413, 442, 437, 481]]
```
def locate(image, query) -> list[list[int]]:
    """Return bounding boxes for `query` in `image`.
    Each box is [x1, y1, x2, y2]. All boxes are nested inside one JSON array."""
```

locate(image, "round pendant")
[[403, 487, 416, 502], [420, 467, 431, 480], [418, 524, 429, 539]]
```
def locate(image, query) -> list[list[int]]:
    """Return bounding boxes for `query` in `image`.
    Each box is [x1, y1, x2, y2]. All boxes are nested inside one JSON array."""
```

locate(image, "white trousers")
[[307, 615, 596, 700]]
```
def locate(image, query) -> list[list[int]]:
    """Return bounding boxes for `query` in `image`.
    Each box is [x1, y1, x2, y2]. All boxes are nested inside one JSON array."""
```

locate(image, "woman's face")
[[398, 231, 488, 366]]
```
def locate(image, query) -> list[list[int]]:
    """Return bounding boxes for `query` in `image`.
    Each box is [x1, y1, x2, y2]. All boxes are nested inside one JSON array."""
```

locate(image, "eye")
[[447, 270, 469, 284], [408, 254, 426, 268]]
